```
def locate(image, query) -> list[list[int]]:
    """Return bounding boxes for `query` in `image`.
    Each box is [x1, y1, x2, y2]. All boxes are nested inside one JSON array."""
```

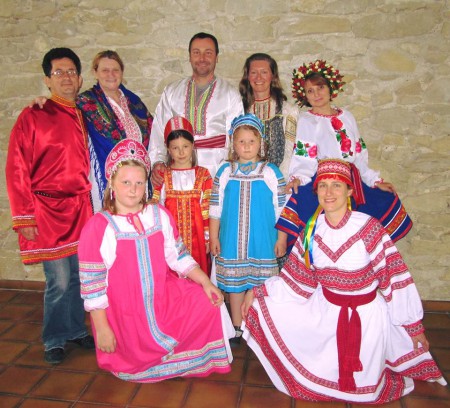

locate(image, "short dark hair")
[[188, 32, 219, 55], [42, 47, 82, 77]]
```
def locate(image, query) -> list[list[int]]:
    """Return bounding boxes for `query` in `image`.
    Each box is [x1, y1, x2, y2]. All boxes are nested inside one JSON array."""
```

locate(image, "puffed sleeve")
[[287, 111, 319, 185], [265, 163, 286, 220], [362, 217, 424, 336], [209, 162, 230, 220], [278, 102, 299, 180], [225, 89, 245, 146], [149, 86, 172, 166], [78, 213, 112, 312], [6, 108, 37, 229]]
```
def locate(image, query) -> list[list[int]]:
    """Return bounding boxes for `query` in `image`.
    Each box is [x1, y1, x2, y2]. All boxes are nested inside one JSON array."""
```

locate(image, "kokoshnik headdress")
[[105, 139, 151, 181], [292, 59, 345, 107], [164, 116, 194, 144], [229, 113, 266, 157]]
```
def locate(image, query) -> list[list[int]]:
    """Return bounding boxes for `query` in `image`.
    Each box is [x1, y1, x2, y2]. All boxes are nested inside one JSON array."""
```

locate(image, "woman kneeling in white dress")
[[242, 158, 446, 404]]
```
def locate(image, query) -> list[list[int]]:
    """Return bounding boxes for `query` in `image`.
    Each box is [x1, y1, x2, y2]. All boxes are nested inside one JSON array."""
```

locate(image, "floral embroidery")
[[294, 140, 317, 158], [77, 83, 151, 148], [330, 116, 353, 159]]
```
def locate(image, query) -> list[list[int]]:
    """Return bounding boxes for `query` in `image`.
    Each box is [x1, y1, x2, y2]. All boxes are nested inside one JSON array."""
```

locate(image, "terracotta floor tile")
[[0, 395, 22, 408], [351, 399, 402, 407], [423, 302, 450, 313], [0, 322, 41, 342], [427, 329, 450, 349], [0, 287, 448, 408], [432, 348, 450, 371], [80, 372, 138, 404], [230, 341, 249, 359], [0, 340, 29, 364], [0, 321, 13, 335], [30, 370, 93, 400], [19, 398, 72, 407], [0, 290, 21, 303], [240, 385, 291, 408], [409, 379, 450, 399], [403, 396, 450, 407], [184, 381, 240, 408], [423, 314, 450, 330], [294, 400, 347, 407], [0, 304, 36, 321], [22, 307, 43, 323], [244, 358, 273, 386], [15, 344, 49, 367], [0, 366, 47, 394], [130, 378, 189, 407], [74, 403, 124, 408], [60, 347, 99, 372], [204, 356, 245, 383]]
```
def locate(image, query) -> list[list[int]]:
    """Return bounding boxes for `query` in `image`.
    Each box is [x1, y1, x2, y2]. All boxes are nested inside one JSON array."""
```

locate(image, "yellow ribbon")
[[302, 205, 323, 269]]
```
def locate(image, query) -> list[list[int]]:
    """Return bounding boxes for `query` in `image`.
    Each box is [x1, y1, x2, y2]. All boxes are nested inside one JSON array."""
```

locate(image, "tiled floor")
[[0, 286, 448, 408]]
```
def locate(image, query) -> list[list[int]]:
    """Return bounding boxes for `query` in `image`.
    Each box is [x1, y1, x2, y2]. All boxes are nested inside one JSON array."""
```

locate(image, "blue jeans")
[[42, 254, 88, 351]]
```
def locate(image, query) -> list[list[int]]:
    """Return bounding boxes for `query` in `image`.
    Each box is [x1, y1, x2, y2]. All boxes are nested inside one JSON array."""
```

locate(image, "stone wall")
[[0, 0, 448, 300]]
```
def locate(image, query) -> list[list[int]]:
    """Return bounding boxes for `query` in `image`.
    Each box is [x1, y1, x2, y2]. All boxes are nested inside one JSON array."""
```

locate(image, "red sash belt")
[[322, 287, 377, 391], [349, 163, 366, 207], [194, 134, 226, 149]]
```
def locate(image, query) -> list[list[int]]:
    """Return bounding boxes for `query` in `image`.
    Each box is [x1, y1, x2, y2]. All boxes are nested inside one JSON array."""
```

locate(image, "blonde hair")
[[103, 160, 149, 214], [228, 125, 267, 162], [92, 50, 124, 72]]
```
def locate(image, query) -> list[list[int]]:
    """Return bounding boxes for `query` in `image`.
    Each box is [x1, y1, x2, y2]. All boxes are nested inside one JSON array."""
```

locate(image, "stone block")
[[373, 49, 416, 73], [373, 108, 419, 133], [278, 16, 351, 36], [423, 79, 450, 104], [353, 10, 439, 39], [0, 0, 21, 17], [372, 90, 394, 107]]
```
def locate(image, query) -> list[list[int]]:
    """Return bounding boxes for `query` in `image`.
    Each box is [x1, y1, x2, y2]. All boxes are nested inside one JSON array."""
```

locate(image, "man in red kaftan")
[[6, 48, 95, 364]]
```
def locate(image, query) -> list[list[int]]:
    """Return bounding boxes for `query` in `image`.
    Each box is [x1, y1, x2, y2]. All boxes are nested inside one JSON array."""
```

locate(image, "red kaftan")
[[6, 96, 92, 264]]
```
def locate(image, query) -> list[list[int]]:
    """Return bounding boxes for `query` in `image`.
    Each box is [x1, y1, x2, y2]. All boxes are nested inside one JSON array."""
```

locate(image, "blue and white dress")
[[210, 161, 286, 293]]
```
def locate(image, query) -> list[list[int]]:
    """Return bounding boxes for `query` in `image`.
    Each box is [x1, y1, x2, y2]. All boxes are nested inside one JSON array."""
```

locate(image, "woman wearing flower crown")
[[77, 139, 234, 382], [239, 53, 298, 181], [242, 158, 446, 403], [276, 60, 413, 252], [209, 113, 286, 344]]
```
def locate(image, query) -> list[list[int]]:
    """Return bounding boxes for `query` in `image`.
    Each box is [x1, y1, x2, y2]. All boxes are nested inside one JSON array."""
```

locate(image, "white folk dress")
[[244, 211, 446, 403]]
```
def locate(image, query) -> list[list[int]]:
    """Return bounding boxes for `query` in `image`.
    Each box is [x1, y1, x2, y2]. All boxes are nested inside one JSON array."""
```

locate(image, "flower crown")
[[292, 60, 345, 106]]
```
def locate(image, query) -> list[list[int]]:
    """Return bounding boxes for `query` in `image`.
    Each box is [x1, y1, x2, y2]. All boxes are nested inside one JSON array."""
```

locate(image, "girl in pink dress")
[[78, 139, 233, 382]]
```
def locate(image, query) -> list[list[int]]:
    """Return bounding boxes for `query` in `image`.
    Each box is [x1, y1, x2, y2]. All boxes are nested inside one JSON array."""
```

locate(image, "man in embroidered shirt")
[[150, 32, 244, 184], [6, 47, 95, 365]]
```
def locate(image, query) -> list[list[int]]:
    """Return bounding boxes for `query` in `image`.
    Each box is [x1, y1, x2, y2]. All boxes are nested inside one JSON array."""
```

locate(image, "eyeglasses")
[[50, 69, 79, 77]]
